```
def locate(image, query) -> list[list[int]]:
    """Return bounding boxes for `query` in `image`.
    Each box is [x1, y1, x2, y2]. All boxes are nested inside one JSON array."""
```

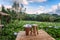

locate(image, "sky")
[[0, 0, 60, 14]]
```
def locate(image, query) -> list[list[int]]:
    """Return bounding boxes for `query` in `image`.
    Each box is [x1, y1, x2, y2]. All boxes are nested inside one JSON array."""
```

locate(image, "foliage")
[[24, 13, 60, 22], [1, 5, 8, 13], [42, 26, 60, 40], [1, 20, 60, 40]]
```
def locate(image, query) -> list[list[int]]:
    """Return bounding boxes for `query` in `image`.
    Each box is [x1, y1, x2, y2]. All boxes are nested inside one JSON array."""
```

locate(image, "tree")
[[36, 13, 50, 21], [12, 1, 19, 11], [49, 16, 56, 22], [12, 1, 25, 20], [1, 5, 7, 13]]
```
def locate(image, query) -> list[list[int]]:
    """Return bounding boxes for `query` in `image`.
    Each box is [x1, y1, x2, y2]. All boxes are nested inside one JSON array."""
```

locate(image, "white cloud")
[[25, 6, 46, 14], [44, 3, 60, 15], [13, 0, 23, 3], [28, 1, 33, 3], [36, 6, 46, 14], [39, 6, 45, 11], [58, 3, 60, 6], [0, 4, 12, 9], [51, 5, 57, 11], [49, 5, 58, 12], [25, 3, 60, 14], [22, 0, 28, 5], [46, 5, 58, 13], [13, 0, 47, 5], [13, 0, 28, 5], [35, 0, 47, 2], [29, 0, 47, 3], [4, 5, 12, 8], [0, 5, 2, 11], [0, 5, 1, 7], [25, 6, 36, 14]]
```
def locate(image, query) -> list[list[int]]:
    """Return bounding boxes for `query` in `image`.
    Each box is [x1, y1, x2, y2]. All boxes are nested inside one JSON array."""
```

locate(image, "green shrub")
[[1, 20, 60, 40]]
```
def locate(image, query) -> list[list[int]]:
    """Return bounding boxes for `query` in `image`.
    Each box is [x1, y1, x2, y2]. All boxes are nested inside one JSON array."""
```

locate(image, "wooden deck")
[[16, 29, 55, 40]]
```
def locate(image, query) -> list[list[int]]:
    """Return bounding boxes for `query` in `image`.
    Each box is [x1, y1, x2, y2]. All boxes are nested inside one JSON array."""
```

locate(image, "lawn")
[[1, 20, 60, 40]]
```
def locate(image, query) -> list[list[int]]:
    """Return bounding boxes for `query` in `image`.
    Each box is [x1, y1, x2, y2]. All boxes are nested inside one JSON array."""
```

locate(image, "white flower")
[[14, 32, 18, 35]]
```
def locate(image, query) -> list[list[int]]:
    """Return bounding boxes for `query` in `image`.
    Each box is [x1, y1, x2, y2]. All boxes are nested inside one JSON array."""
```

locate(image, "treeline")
[[24, 14, 60, 22], [1, 5, 60, 22]]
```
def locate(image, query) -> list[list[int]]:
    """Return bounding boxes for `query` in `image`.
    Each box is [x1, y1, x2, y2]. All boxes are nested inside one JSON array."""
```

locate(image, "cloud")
[[48, 4, 59, 12], [39, 6, 45, 11], [37, 0, 47, 2], [25, 6, 46, 14], [44, 3, 60, 15], [22, 0, 28, 5], [4, 5, 12, 8], [36, 6, 46, 14], [0, 5, 2, 11], [46, 5, 58, 13], [13, 0, 23, 3], [25, 6, 36, 14], [12, 0, 47, 5], [28, 1, 33, 3], [0, 5, 1, 7], [51, 5, 57, 11], [28, 0, 47, 3], [58, 3, 60, 6], [13, 0, 28, 5], [26, 3, 60, 14], [0, 4, 12, 8]]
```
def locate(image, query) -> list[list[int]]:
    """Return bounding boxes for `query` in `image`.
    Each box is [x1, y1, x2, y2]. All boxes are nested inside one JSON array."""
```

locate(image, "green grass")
[[20, 21, 60, 27]]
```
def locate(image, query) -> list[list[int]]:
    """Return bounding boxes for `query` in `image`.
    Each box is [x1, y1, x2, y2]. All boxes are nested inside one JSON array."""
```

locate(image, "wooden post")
[[23, 24, 32, 36], [32, 24, 38, 36], [25, 27, 31, 36]]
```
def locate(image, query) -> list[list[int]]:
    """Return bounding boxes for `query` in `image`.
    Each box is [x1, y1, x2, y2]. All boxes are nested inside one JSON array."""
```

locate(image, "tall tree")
[[12, 1, 20, 20], [12, 1, 19, 12], [1, 5, 7, 13]]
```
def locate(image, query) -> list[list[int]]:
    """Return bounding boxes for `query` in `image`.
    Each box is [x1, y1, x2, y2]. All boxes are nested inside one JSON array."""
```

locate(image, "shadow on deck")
[[16, 29, 55, 40]]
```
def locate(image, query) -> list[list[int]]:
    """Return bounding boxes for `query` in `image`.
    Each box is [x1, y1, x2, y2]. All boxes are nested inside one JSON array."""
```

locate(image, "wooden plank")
[[16, 29, 55, 40], [0, 12, 9, 16]]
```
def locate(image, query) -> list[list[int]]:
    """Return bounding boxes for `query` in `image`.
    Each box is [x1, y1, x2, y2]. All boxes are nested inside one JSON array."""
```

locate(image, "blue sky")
[[0, 0, 60, 14]]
